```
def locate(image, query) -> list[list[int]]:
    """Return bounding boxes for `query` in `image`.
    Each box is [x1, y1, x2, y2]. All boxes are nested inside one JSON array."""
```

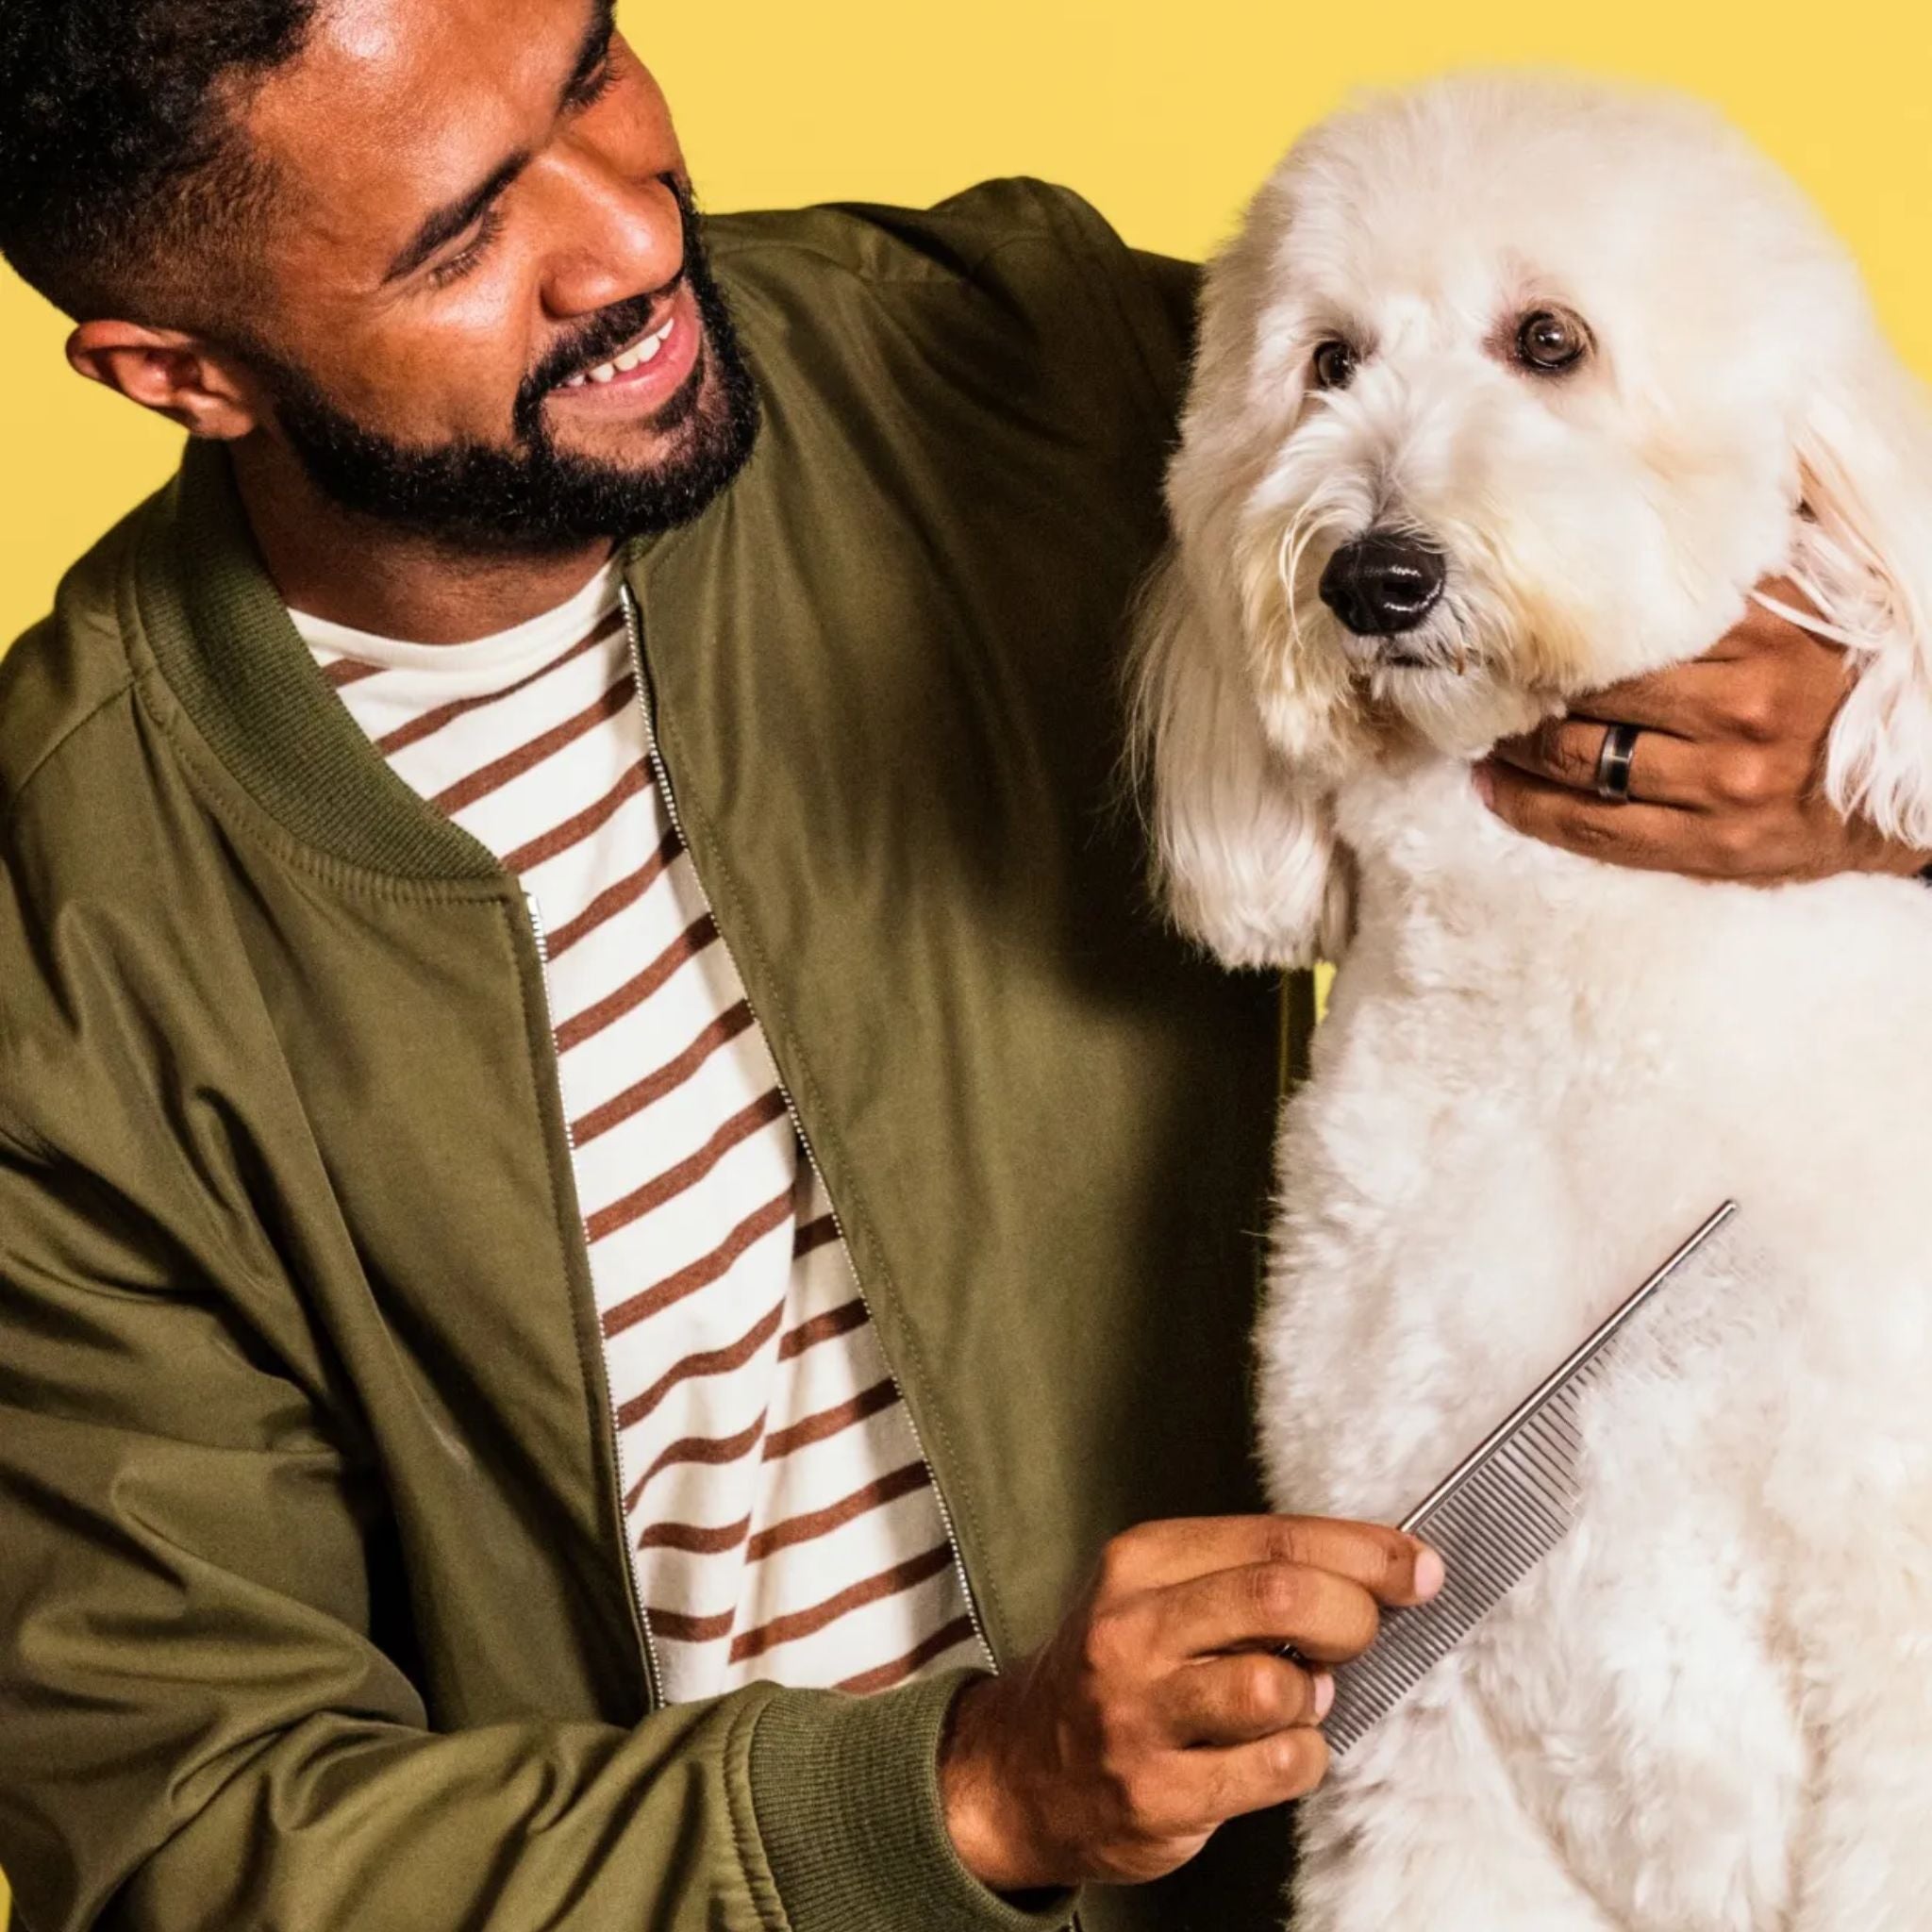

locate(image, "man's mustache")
[[525, 275, 683, 402], [513, 174, 701, 438]]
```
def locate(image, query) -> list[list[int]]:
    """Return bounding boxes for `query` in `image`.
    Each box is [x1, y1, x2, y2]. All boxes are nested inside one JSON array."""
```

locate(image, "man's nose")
[[534, 151, 687, 321], [1318, 531, 1446, 637]]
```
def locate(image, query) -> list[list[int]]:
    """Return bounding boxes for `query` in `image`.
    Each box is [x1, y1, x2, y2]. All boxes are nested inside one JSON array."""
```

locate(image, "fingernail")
[[1472, 763, 1496, 810], [1414, 1548, 1446, 1602], [1313, 1673, 1335, 1719]]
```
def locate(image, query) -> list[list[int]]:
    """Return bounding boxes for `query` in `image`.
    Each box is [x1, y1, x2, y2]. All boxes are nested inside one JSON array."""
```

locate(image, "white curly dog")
[[1133, 73, 1932, 1932]]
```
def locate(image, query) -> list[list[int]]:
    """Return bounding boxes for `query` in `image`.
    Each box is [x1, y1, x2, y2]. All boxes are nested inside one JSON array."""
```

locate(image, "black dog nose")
[[1319, 532, 1446, 637]]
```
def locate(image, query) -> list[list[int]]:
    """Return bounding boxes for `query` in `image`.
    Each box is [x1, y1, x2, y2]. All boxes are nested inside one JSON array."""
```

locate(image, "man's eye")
[[426, 203, 508, 290], [565, 55, 619, 113]]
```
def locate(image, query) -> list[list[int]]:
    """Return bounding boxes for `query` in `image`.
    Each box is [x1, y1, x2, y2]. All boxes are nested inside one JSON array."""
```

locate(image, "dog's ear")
[[1127, 545, 1350, 971], [1794, 346, 1932, 852]]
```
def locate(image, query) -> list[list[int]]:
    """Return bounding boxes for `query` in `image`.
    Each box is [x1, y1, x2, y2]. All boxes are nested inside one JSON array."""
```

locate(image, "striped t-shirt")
[[292, 563, 983, 1703]]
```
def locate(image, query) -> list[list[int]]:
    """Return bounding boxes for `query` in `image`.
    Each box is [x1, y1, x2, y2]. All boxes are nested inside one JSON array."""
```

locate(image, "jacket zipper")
[[616, 581, 997, 1679], [525, 886, 668, 1710]]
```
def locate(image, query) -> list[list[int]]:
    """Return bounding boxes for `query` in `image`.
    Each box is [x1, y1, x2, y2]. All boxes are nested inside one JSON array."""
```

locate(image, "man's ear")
[[66, 322, 263, 440]]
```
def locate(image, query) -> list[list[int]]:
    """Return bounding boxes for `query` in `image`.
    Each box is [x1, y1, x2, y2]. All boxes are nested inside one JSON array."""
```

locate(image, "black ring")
[[1594, 723, 1641, 804]]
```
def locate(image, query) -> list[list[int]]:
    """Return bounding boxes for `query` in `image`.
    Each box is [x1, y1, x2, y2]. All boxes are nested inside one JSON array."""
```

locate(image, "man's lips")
[[547, 281, 703, 410]]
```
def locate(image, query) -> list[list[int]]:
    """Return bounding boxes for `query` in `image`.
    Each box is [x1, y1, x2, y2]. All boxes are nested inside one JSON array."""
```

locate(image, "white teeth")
[[563, 315, 677, 392]]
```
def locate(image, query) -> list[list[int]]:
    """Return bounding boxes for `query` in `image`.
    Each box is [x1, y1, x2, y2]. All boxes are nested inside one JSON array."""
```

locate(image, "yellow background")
[[1, 0, 1929, 1916], [5, 0, 1932, 646]]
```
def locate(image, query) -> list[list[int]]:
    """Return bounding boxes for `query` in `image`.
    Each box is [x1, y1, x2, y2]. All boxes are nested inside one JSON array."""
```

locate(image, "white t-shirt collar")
[[290, 561, 623, 691]]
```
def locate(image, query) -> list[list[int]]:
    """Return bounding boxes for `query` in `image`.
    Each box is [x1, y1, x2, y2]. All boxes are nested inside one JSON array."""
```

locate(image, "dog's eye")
[[1515, 308, 1590, 375], [1311, 340, 1358, 391]]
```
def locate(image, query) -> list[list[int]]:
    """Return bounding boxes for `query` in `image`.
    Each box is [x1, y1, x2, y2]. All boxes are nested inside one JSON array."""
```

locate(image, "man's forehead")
[[244, 0, 600, 264]]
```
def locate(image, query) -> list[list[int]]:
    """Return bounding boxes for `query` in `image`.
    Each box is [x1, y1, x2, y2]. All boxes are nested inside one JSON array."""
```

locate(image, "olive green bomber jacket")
[[0, 181, 1288, 1932]]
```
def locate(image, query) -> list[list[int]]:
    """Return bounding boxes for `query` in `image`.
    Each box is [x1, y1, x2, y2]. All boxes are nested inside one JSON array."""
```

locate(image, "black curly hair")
[[0, 0, 321, 322]]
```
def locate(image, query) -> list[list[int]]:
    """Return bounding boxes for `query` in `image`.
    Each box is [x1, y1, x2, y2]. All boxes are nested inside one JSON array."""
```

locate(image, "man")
[[0, 5, 1923, 1930]]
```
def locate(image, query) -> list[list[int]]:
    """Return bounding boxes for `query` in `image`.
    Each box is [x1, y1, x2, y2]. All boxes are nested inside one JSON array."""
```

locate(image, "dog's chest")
[[1260, 763, 1932, 1923], [1266, 771, 1932, 1512]]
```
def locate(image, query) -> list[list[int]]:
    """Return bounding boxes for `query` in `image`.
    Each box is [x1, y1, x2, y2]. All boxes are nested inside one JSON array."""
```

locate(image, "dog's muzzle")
[[1320, 532, 1446, 639]]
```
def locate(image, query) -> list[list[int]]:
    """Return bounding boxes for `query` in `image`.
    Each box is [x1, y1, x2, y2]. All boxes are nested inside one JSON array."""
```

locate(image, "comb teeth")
[[1321, 1203, 1739, 1759], [1324, 1363, 1593, 1754]]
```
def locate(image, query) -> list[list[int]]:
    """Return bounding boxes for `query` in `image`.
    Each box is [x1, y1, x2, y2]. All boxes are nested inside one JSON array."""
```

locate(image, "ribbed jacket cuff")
[[747, 1669, 1076, 1932]]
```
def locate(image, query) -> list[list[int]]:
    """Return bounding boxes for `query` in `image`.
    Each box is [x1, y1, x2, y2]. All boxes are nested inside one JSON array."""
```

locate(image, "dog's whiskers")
[[1276, 490, 1346, 659]]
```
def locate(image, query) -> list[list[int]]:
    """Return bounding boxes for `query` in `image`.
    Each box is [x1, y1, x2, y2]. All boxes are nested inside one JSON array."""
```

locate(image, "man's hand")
[[1478, 577, 1931, 882], [939, 1516, 1443, 1894]]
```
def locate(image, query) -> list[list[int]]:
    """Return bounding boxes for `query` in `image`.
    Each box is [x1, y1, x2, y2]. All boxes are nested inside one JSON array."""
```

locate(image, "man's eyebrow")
[[385, 153, 529, 284], [558, 0, 619, 108], [381, 1, 618, 286]]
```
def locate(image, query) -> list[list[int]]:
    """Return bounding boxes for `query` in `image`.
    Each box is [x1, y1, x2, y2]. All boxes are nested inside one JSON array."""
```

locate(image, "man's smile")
[[547, 278, 703, 410], [559, 311, 675, 386]]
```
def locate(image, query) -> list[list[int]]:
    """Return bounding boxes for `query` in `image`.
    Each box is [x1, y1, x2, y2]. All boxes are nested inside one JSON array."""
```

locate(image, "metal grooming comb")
[[1322, 1200, 1740, 1757]]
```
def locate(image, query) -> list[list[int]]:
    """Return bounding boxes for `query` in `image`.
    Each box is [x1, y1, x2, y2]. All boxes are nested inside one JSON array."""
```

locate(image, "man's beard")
[[260, 177, 760, 553]]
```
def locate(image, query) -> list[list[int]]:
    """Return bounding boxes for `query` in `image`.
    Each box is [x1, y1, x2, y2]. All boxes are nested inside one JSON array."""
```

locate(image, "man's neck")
[[227, 434, 616, 645]]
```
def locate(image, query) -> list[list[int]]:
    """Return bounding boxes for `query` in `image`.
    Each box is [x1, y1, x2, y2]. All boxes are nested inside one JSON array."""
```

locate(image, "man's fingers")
[[1184, 1727, 1335, 1823], [1557, 662, 1735, 737], [1136, 1726, 1335, 1840], [1481, 760, 1765, 877], [1566, 589, 1850, 741], [1491, 717, 1689, 806], [1148, 1558, 1387, 1665], [1157, 1652, 1330, 1747], [1098, 1514, 1438, 1606], [1487, 718, 1796, 812]]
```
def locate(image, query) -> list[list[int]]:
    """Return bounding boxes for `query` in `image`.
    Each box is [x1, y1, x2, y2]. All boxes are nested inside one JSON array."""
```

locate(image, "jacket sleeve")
[[0, 1120, 1070, 1932]]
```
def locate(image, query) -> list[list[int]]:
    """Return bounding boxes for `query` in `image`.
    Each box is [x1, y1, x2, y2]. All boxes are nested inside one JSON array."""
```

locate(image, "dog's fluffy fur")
[[1134, 74, 1932, 1929]]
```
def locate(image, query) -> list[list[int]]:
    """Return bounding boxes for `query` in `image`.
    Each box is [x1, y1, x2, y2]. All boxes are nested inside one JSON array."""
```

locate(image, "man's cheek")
[[349, 329, 531, 442]]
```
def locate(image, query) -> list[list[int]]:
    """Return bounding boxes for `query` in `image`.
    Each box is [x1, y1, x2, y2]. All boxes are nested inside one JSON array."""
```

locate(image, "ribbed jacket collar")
[[132, 439, 668, 887]]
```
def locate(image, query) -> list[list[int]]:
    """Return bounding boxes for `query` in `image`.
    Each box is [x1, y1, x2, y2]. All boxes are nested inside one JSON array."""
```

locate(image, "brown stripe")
[[793, 1213, 840, 1259], [638, 1513, 752, 1555], [748, 1460, 933, 1563], [546, 825, 682, 960], [322, 656, 383, 688], [502, 759, 651, 874], [375, 611, 624, 756], [587, 1090, 788, 1244], [556, 915, 716, 1055], [837, 1615, 980, 1696], [764, 1377, 901, 1461], [432, 674, 632, 814], [574, 1002, 755, 1147], [648, 1605, 736, 1644], [603, 1189, 792, 1341], [617, 1297, 787, 1430], [777, 1298, 871, 1363], [728, 1544, 954, 1665], [625, 1410, 769, 1512]]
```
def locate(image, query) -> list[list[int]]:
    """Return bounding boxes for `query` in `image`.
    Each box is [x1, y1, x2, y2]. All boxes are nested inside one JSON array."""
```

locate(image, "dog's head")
[[1133, 74, 1932, 967]]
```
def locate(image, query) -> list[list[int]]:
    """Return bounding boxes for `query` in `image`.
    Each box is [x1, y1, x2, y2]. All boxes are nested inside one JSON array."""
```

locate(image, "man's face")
[[235, 0, 758, 550]]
